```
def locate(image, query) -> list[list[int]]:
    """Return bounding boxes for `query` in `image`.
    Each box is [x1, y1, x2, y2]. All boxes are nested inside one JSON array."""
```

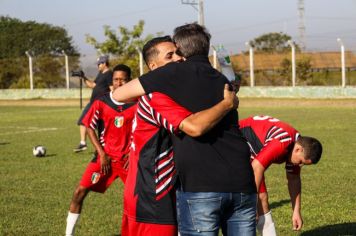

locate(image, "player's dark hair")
[[113, 64, 131, 80], [142, 35, 173, 66], [173, 22, 211, 58], [297, 136, 323, 164]]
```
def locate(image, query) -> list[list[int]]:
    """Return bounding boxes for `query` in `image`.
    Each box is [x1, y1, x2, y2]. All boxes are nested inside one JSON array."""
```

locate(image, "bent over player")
[[239, 115, 323, 236], [66, 64, 136, 236]]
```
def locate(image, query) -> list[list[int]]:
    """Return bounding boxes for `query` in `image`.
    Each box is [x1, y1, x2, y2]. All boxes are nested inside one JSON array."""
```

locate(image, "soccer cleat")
[[73, 143, 87, 153]]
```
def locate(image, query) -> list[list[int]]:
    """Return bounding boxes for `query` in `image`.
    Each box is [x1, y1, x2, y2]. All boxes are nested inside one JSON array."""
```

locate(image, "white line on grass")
[[0, 127, 59, 136]]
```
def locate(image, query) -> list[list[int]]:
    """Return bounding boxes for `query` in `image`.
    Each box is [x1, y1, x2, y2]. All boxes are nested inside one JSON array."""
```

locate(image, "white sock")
[[257, 211, 277, 236], [66, 212, 80, 236], [80, 141, 86, 145]]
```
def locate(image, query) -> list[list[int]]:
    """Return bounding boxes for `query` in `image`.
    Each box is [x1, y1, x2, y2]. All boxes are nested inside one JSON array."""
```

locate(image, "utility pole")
[[181, 0, 205, 26], [298, 0, 306, 51]]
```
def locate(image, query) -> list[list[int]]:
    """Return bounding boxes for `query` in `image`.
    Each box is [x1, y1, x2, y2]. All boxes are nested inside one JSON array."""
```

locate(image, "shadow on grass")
[[269, 199, 290, 210], [45, 154, 57, 157], [33, 154, 57, 158], [301, 222, 356, 236], [0, 142, 10, 145]]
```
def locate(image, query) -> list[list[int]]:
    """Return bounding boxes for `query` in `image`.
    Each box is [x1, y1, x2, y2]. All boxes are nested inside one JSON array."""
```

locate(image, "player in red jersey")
[[239, 115, 323, 236], [65, 64, 136, 236], [121, 36, 239, 236]]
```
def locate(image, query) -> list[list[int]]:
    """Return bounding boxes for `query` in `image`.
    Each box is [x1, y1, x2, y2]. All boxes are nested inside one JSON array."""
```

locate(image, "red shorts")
[[80, 154, 128, 193], [121, 213, 177, 236]]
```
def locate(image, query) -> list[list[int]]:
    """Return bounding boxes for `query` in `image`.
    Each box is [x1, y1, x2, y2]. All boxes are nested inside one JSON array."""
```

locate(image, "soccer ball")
[[33, 145, 46, 157]]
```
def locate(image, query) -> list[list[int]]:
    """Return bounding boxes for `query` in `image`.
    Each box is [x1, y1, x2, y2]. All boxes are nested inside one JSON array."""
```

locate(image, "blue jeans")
[[176, 191, 257, 236]]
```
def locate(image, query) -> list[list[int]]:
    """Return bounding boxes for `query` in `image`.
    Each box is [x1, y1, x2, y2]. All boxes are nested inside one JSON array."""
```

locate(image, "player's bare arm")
[[252, 159, 266, 192], [287, 171, 303, 230], [112, 78, 145, 102], [179, 84, 238, 137], [86, 127, 111, 175]]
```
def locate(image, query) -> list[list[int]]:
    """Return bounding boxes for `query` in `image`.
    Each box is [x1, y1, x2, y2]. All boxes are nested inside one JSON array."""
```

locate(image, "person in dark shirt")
[[122, 36, 239, 236], [74, 55, 113, 152], [113, 23, 257, 236]]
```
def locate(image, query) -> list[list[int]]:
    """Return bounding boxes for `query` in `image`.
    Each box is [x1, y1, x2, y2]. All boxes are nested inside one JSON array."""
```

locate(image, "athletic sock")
[[66, 212, 80, 236], [257, 211, 277, 236], [80, 141, 86, 145]]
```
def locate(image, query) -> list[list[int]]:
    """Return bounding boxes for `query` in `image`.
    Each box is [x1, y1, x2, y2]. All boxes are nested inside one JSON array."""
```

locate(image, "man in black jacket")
[[113, 23, 257, 236]]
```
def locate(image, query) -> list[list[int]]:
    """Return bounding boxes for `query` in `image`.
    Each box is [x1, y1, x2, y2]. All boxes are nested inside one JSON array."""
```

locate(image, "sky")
[[1, 0, 356, 69]]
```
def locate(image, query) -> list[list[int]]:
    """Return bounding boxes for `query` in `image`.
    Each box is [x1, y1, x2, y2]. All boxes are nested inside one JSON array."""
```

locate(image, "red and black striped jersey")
[[124, 92, 191, 225], [81, 92, 136, 160], [239, 115, 301, 174]]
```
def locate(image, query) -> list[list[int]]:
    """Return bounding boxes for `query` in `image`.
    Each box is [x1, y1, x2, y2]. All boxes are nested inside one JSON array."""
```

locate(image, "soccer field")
[[0, 98, 355, 235]]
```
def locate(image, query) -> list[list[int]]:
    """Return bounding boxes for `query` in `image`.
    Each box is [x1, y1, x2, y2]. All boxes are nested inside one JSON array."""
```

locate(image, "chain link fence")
[[1, 50, 356, 89], [228, 50, 356, 86]]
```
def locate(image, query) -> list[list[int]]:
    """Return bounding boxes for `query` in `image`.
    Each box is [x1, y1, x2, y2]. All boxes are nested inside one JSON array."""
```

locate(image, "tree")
[[86, 20, 161, 78], [279, 57, 312, 85], [0, 16, 80, 88], [249, 32, 300, 53]]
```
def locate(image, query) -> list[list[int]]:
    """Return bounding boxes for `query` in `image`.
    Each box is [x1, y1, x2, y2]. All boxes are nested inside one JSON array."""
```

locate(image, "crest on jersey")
[[91, 172, 101, 184], [115, 116, 124, 128]]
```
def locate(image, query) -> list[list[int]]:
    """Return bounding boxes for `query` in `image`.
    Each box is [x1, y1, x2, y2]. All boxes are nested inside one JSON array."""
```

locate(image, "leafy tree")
[[279, 58, 292, 82], [86, 20, 161, 78], [249, 32, 300, 53], [296, 57, 312, 83], [279, 57, 312, 85], [0, 16, 80, 88]]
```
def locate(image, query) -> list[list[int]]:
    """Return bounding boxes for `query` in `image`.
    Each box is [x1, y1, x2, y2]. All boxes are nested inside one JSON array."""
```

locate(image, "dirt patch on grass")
[[0, 98, 355, 108]]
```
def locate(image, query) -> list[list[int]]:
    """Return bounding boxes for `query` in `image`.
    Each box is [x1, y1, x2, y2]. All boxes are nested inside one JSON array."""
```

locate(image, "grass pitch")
[[0, 98, 355, 235]]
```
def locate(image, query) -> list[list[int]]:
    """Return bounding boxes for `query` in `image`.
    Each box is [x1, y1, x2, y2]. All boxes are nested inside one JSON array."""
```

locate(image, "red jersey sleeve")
[[81, 101, 101, 130], [148, 92, 192, 134], [254, 139, 291, 169]]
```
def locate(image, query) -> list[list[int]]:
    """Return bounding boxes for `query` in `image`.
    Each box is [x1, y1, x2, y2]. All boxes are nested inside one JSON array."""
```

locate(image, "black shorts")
[[77, 102, 92, 126]]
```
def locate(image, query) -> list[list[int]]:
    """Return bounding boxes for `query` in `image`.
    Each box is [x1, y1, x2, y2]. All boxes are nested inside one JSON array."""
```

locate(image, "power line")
[[213, 18, 297, 34]]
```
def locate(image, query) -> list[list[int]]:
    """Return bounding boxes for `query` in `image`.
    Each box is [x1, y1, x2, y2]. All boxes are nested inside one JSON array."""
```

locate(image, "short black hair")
[[113, 64, 131, 79], [142, 35, 173, 66], [173, 23, 211, 58], [297, 136, 323, 164]]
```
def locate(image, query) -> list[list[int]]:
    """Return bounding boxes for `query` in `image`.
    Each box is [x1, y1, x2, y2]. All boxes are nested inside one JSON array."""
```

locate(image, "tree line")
[[1, 16, 310, 89]]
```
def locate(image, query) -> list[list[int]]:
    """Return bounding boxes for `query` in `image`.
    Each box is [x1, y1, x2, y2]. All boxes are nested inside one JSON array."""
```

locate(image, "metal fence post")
[[288, 40, 296, 87], [337, 38, 346, 88], [136, 47, 144, 76], [62, 50, 70, 89], [211, 45, 217, 69], [25, 51, 34, 90], [245, 42, 255, 87]]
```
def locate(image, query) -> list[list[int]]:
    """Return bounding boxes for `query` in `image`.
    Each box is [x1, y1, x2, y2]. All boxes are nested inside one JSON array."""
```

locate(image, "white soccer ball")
[[33, 145, 46, 157]]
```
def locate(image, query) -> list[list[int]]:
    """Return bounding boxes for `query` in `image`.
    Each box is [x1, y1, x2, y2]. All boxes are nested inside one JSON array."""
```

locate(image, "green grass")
[[0, 100, 355, 235]]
